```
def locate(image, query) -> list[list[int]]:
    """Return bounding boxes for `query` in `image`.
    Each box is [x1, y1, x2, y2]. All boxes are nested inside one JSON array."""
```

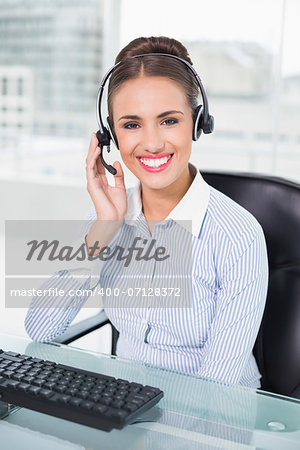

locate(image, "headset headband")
[[96, 52, 213, 136]]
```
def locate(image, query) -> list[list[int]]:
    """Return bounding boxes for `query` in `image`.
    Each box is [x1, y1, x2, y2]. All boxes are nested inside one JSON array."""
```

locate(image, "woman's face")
[[112, 75, 194, 193]]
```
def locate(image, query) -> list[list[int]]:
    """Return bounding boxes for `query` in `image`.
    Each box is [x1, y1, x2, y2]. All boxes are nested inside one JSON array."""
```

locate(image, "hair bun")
[[116, 36, 193, 65]]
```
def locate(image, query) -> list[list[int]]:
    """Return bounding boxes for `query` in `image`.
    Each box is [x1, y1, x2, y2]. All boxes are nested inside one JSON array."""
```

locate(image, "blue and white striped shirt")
[[25, 164, 269, 387]]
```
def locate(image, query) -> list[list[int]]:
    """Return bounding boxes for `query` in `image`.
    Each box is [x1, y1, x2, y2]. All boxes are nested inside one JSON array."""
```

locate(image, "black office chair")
[[55, 171, 300, 399]]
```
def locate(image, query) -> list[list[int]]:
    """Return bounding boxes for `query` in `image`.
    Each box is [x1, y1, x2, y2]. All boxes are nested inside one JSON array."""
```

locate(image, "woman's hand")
[[86, 132, 127, 221]]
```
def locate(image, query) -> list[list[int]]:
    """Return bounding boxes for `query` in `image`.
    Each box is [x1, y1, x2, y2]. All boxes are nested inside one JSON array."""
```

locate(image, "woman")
[[25, 36, 268, 388]]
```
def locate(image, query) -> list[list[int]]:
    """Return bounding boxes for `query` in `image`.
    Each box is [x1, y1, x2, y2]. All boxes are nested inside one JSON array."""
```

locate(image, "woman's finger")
[[86, 144, 108, 187], [86, 132, 100, 166], [113, 161, 126, 189]]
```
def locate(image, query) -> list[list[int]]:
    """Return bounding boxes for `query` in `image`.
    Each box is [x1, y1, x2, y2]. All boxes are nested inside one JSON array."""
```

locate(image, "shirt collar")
[[124, 163, 210, 238]]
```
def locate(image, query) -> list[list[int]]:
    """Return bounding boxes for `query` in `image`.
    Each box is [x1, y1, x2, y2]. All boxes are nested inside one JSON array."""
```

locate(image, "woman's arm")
[[24, 133, 128, 342], [24, 268, 95, 342], [197, 226, 269, 385]]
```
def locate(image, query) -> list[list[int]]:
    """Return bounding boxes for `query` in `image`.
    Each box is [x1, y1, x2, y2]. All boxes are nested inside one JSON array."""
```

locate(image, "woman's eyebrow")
[[118, 115, 140, 122], [118, 110, 184, 122], [157, 110, 184, 118]]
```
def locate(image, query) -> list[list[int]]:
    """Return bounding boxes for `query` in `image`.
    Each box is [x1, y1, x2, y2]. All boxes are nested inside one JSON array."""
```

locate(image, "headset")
[[96, 53, 214, 175]]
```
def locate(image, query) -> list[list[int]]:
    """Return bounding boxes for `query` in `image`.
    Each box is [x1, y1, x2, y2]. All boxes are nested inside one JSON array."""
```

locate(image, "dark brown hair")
[[107, 36, 199, 121]]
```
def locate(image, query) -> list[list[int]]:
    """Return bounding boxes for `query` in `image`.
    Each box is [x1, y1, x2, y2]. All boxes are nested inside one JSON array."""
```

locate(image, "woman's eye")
[[123, 122, 140, 129], [162, 118, 178, 126]]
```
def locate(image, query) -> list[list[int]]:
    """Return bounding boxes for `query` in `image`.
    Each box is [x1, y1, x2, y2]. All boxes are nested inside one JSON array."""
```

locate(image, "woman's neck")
[[141, 164, 196, 221]]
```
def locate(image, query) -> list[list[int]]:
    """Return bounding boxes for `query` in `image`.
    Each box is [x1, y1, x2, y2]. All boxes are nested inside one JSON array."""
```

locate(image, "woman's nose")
[[141, 125, 164, 153]]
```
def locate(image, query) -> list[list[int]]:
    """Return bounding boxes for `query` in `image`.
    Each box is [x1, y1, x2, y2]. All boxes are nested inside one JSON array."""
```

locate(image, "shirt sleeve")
[[197, 226, 269, 385], [24, 268, 100, 343], [24, 207, 103, 343]]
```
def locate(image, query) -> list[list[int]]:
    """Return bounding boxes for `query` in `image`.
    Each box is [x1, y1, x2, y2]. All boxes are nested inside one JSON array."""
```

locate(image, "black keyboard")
[[0, 349, 163, 432]]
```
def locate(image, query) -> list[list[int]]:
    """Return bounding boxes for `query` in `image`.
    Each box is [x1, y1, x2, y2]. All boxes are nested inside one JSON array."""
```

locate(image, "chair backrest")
[[202, 171, 300, 398]]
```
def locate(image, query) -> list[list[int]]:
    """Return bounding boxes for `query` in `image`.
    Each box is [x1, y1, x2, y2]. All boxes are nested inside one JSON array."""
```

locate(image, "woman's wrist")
[[85, 219, 123, 257]]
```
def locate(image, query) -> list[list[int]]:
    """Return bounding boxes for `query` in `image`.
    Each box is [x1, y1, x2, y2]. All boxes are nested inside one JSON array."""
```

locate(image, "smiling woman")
[[25, 36, 269, 389]]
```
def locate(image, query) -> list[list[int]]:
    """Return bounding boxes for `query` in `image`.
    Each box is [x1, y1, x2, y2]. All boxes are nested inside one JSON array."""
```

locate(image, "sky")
[[119, 0, 300, 76]]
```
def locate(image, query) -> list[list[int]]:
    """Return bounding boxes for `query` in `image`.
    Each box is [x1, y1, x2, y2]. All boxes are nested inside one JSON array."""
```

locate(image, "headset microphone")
[[96, 53, 214, 175], [96, 131, 117, 175]]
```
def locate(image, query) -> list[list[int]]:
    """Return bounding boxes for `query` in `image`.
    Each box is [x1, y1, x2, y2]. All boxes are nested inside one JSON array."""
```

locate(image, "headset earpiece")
[[202, 114, 214, 134], [193, 105, 203, 141], [106, 116, 119, 149], [96, 127, 111, 148], [193, 105, 214, 140]]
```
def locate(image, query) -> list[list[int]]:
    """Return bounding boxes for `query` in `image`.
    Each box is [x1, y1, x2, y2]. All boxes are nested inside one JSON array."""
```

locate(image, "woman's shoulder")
[[206, 185, 265, 246]]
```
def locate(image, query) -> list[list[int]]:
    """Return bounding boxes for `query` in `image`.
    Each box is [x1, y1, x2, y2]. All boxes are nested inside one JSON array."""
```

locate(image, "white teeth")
[[139, 155, 172, 167]]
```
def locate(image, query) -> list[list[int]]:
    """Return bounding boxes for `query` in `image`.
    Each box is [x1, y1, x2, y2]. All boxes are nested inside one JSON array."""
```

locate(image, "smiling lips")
[[137, 153, 174, 172]]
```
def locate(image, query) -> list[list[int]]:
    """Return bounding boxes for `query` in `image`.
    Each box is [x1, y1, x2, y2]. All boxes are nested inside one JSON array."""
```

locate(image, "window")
[[119, 0, 300, 183]]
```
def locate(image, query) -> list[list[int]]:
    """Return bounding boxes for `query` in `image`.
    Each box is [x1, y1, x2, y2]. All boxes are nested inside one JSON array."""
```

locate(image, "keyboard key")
[[93, 387, 105, 395], [18, 383, 31, 392], [44, 361, 56, 367], [22, 376, 35, 383], [93, 404, 108, 414], [44, 382, 56, 390], [81, 400, 94, 410], [65, 388, 78, 396], [3, 371, 14, 379], [117, 390, 128, 397], [88, 394, 101, 402], [144, 386, 161, 395], [15, 369, 28, 375], [6, 380, 20, 389], [0, 362, 10, 367], [32, 379, 45, 387], [114, 394, 126, 401], [5, 352, 20, 357], [129, 386, 141, 393], [124, 403, 139, 412], [12, 373, 25, 381], [128, 393, 150, 403], [0, 379, 10, 388], [23, 361, 34, 366], [111, 400, 124, 409], [2, 355, 21, 363], [129, 398, 144, 407], [19, 355, 32, 361], [36, 373, 48, 379], [26, 373, 40, 380], [58, 395, 70, 404], [28, 386, 42, 395], [39, 389, 54, 399], [77, 391, 89, 400], [69, 397, 82, 407], [130, 382, 143, 389], [9, 363, 21, 369], [47, 376, 61, 383], [54, 385, 66, 393]]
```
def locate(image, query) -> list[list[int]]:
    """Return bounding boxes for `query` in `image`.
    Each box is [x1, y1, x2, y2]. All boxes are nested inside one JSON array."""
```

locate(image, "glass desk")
[[0, 333, 299, 450]]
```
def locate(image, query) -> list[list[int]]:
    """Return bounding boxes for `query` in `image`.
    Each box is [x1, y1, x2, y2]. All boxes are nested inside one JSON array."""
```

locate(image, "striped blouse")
[[24, 164, 269, 388]]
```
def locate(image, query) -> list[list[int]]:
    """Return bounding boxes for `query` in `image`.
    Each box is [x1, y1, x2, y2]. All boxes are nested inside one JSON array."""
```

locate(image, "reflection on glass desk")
[[0, 333, 299, 450]]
